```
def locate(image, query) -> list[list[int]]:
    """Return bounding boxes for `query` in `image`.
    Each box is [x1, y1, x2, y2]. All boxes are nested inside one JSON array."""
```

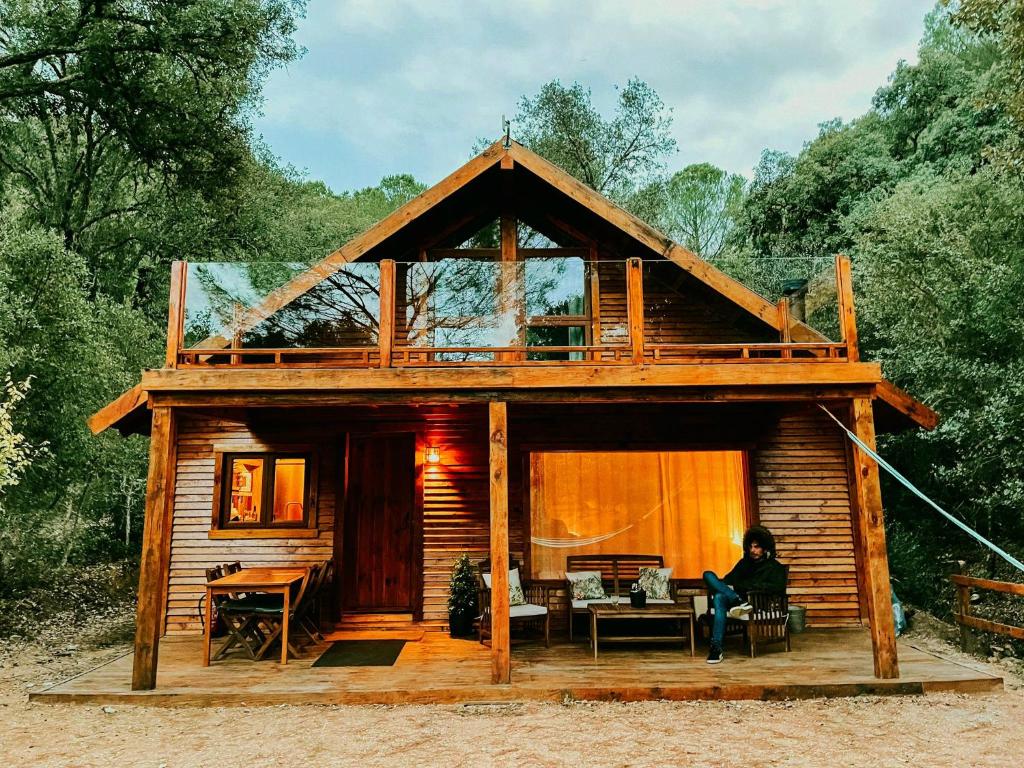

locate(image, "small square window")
[[219, 453, 311, 529]]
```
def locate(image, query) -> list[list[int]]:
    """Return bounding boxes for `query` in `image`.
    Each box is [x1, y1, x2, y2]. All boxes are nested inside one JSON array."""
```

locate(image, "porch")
[[32, 629, 1001, 706]]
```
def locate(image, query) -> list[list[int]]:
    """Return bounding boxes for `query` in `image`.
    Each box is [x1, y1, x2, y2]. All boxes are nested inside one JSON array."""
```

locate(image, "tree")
[[660, 163, 743, 259], [953, 0, 1024, 171], [0, 0, 304, 183], [511, 79, 676, 210], [0, 1, 305, 302]]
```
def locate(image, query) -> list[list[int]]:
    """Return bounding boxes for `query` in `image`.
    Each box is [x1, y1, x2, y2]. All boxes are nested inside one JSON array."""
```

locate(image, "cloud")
[[254, 0, 935, 191]]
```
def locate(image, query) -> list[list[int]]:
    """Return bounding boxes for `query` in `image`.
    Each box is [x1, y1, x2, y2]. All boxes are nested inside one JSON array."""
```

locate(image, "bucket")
[[788, 604, 807, 633]]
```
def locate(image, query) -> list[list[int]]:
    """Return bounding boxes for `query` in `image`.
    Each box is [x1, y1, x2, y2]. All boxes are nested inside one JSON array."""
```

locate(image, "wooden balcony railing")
[[166, 255, 861, 370]]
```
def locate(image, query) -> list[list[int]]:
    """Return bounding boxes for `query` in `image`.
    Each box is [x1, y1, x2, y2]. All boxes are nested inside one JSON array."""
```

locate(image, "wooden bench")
[[564, 554, 699, 642]]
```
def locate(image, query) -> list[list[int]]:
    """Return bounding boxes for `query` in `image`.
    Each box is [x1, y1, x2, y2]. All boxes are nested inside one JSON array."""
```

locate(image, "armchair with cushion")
[[477, 558, 551, 648]]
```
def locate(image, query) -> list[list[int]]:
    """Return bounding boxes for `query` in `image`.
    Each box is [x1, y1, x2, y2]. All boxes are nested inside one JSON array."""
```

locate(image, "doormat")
[[312, 639, 407, 667]]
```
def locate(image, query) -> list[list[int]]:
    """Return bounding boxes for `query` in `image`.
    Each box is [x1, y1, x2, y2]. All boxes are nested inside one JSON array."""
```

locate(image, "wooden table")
[[588, 603, 695, 659], [203, 567, 308, 666]]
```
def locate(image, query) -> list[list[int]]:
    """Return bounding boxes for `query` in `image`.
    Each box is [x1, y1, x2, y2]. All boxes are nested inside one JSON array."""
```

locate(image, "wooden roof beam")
[[88, 384, 148, 435]]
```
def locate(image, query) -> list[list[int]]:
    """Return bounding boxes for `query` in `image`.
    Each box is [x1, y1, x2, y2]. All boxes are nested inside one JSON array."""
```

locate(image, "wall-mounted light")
[[426, 445, 441, 464]]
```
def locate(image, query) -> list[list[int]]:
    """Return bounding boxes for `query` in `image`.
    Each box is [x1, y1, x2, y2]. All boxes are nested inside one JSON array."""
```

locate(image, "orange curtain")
[[529, 451, 748, 579]]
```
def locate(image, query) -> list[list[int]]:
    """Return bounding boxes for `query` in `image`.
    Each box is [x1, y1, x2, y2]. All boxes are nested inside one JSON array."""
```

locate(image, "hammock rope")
[[530, 477, 685, 549], [818, 405, 1024, 573]]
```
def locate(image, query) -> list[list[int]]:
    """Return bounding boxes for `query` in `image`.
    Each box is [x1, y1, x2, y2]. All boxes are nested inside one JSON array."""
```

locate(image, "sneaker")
[[706, 645, 724, 664], [728, 602, 752, 619]]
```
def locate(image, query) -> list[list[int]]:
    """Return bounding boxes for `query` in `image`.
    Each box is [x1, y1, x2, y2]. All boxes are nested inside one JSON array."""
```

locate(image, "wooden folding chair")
[[248, 568, 314, 661], [205, 566, 264, 661]]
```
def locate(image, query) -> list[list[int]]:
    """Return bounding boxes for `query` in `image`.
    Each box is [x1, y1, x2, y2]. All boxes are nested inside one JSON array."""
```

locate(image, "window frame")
[[210, 446, 318, 537]]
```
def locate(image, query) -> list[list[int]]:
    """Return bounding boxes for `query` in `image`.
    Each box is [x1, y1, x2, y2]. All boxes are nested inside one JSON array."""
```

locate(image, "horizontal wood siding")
[[753, 408, 861, 627], [166, 415, 335, 635], [420, 415, 491, 628], [642, 262, 778, 346]]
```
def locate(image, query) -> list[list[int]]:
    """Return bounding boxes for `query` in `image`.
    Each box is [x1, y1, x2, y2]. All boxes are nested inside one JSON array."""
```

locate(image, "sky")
[[254, 0, 938, 193]]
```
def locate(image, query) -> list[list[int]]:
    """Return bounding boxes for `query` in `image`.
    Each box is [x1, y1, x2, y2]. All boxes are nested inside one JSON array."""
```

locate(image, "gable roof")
[[90, 138, 938, 434], [197, 140, 807, 350]]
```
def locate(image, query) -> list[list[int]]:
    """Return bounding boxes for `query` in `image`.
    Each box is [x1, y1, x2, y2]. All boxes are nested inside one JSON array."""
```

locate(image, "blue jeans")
[[703, 571, 741, 649]]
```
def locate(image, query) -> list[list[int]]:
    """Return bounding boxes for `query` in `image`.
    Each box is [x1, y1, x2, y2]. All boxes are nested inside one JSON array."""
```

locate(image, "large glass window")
[[529, 450, 750, 579], [222, 453, 310, 528]]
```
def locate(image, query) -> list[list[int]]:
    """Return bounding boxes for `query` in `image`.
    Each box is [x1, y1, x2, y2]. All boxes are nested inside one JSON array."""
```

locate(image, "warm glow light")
[[426, 445, 441, 464]]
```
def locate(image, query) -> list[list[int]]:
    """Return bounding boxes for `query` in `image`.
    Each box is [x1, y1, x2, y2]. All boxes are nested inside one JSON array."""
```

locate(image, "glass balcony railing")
[[169, 256, 850, 368]]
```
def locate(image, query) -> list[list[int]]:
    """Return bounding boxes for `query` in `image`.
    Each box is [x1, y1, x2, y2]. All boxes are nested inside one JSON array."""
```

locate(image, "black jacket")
[[723, 556, 787, 598]]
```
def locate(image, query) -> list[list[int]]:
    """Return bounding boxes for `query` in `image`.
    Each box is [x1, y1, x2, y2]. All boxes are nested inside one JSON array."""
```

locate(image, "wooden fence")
[[950, 572, 1024, 650]]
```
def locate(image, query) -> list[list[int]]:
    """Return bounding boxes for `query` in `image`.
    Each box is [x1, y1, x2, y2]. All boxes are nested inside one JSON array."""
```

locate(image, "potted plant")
[[447, 554, 479, 637]]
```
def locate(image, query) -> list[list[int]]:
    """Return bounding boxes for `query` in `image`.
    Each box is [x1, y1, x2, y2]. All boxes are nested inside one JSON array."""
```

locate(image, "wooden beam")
[[132, 406, 177, 690], [88, 384, 148, 435], [836, 255, 860, 362], [627, 258, 645, 365], [849, 396, 899, 679], [488, 401, 511, 684], [141, 361, 884, 393], [425, 247, 589, 260], [875, 379, 939, 431], [508, 143, 788, 329], [777, 298, 792, 343], [165, 261, 186, 368], [149, 385, 877, 409], [587, 246, 601, 357], [378, 259, 396, 368]]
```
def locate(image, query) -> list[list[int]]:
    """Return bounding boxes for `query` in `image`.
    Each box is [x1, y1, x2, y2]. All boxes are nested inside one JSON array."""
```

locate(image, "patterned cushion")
[[566, 570, 606, 600], [637, 567, 673, 600], [482, 567, 527, 606]]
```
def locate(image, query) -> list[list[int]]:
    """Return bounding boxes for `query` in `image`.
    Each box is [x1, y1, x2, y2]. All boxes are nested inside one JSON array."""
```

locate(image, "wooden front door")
[[341, 433, 417, 612]]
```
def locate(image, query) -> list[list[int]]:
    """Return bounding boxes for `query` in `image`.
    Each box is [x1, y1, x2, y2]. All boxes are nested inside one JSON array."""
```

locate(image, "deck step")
[[335, 613, 416, 631]]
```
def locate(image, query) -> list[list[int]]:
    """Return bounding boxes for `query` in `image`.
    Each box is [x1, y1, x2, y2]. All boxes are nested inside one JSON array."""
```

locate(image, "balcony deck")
[[32, 628, 1000, 707]]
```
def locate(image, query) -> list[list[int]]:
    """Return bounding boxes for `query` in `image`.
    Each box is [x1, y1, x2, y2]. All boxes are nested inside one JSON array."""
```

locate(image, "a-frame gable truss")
[[195, 139, 813, 351]]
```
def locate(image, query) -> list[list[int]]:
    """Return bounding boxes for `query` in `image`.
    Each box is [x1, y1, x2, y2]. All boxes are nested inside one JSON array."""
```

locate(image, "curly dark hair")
[[742, 525, 777, 559]]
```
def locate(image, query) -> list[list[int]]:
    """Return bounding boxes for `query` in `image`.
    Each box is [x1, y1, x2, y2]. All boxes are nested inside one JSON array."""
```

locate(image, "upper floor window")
[[220, 453, 311, 529]]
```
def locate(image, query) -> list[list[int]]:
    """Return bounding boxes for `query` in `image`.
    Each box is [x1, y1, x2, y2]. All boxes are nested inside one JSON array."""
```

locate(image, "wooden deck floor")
[[32, 629, 1001, 706]]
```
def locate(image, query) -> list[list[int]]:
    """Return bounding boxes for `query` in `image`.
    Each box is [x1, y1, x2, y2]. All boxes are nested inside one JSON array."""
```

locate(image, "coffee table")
[[588, 603, 695, 659]]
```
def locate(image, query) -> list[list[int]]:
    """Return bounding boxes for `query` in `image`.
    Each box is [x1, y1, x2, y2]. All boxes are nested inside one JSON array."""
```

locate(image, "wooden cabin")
[[90, 139, 939, 694]]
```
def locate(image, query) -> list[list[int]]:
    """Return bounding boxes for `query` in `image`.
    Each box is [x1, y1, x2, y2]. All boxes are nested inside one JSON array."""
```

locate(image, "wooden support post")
[[627, 257, 645, 365], [165, 261, 186, 368], [488, 401, 511, 684], [849, 396, 899, 678], [954, 561, 973, 651], [587, 246, 601, 360], [835, 255, 860, 362], [132, 406, 177, 690], [777, 298, 792, 358], [379, 259, 396, 368], [230, 303, 243, 366], [498, 215, 523, 360]]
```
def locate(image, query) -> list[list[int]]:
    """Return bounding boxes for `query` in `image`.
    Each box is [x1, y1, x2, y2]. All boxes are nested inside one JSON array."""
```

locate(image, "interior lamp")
[[426, 445, 441, 464]]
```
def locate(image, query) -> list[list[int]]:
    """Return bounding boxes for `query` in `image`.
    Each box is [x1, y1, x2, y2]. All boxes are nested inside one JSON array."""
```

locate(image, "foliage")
[[660, 163, 744, 260], [0, 0, 304, 186], [952, 0, 1024, 171], [0, 215, 155, 592], [719, 3, 1024, 611], [447, 554, 478, 616], [511, 79, 676, 213], [0, 376, 40, 501]]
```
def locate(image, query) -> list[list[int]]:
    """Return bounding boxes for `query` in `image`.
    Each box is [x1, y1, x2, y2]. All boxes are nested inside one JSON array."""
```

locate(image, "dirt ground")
[[2, 616, 1023, 768]]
